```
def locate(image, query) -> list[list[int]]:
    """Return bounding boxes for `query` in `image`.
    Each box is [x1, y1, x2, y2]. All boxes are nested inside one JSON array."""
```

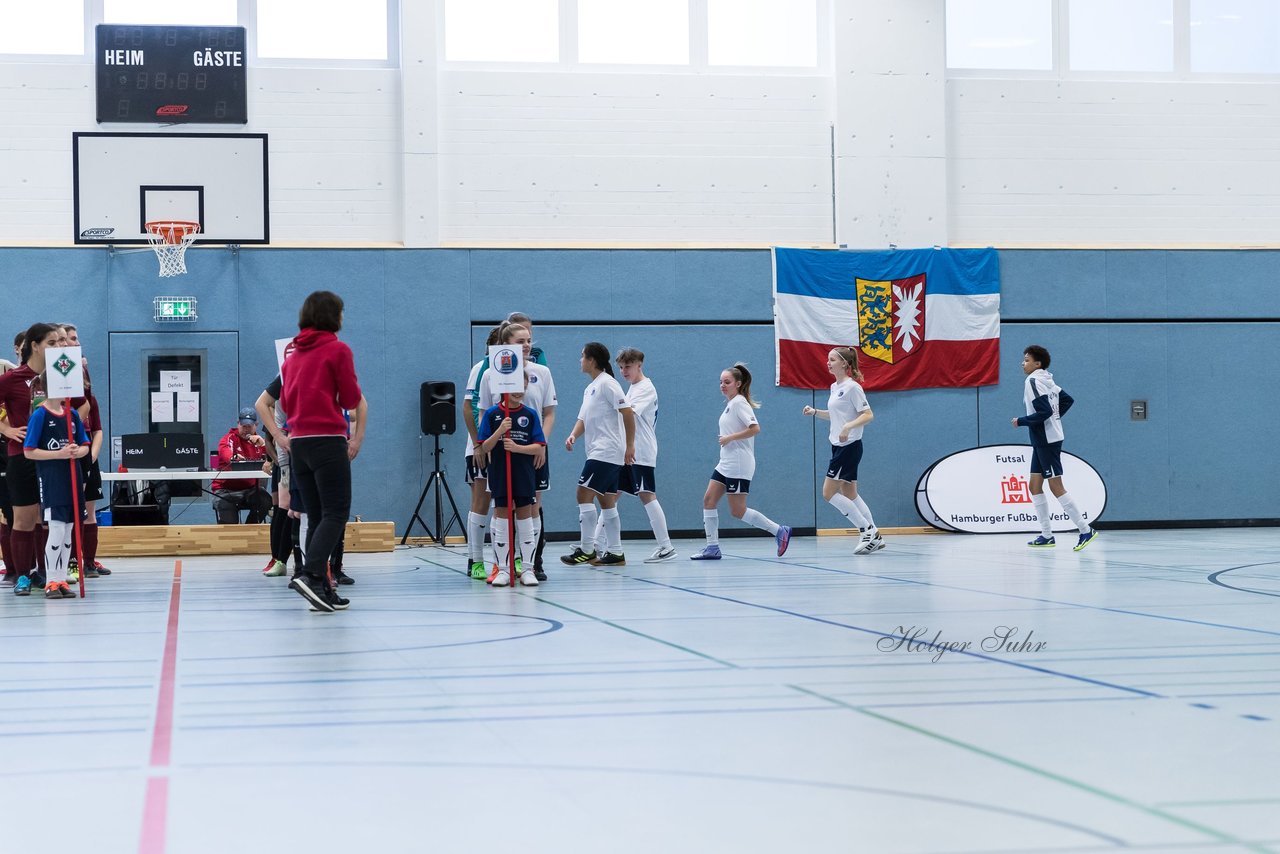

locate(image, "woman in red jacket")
[[280, 291, 364, 613]]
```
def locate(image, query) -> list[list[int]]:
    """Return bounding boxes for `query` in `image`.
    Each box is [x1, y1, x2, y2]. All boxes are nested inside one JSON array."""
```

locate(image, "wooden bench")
[[97, 521, 395, 557]]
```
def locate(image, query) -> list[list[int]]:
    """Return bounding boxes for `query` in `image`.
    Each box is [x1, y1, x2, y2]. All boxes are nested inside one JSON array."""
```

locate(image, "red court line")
[[139, 559, 182, 854]]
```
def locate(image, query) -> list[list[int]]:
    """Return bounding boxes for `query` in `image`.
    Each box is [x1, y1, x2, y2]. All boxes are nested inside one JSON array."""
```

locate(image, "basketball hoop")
[[145, 220, 200, 277]]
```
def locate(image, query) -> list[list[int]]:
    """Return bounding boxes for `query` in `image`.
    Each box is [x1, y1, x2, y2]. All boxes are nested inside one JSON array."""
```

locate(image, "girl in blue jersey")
[[802, 347, 883, 554], [22, 397, 89, 598], [691, 363, 792, 560]]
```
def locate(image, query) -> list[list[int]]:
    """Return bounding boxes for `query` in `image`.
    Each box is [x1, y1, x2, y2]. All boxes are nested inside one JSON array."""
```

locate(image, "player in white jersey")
[[802, 347, 883, 555], [561, 342, 635, 567], [479, 322, 556, 579], [1012, 344, 1097, 551], [461, 324, 504, 579], [590, 348, 676, 562], [691, 363, 792, 560]]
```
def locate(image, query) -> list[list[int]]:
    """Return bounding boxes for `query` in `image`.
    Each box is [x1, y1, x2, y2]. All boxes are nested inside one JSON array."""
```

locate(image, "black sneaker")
[[590, 552, 626, 566], [333, 569, 354, 586], [289, 575, 335, 613], [30, 570, 46, 589], [560, 547, 598, 566], [92, 562, 112, 576], [533, 566, 547, 582], [310, 584, 350, 612]]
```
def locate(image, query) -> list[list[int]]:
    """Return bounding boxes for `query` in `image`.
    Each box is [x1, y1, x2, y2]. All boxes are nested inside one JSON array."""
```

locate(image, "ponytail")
[[20, 323, 56, 365], [583, 341, 614, 376], [730, 363, 761, 409]]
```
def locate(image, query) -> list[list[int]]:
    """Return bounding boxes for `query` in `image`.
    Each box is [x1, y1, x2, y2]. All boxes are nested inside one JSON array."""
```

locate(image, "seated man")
[[211, 407, 272, 524]]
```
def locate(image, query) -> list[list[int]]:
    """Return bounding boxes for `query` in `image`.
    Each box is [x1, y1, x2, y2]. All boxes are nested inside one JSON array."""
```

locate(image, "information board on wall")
[[96, 25, 247, 124]]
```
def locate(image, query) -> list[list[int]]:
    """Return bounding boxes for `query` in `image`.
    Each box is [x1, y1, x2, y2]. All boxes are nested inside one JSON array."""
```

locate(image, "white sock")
[[853, 494, 876, 531], [829, 493, 869, 529], [601, 507, 622, 553], [1031, 493, 1052, 536], [298, 513, 309, 560], [703, 509, 720, 546], [592, 515, 606, 555], [516, 516, 535, 566], [578, 503, 598, 552], [531, 512, 542, 550], [643, 499, 672, 549], [467, 511, 488, 561], [47, 520, 72, 583], [1057, 492, 1089, 533], [491, 516, 509, 567], [741, 508, 780, 536]]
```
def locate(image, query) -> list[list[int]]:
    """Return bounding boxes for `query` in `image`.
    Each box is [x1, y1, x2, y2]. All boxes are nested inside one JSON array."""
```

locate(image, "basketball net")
[[145, 221, 200, 277]]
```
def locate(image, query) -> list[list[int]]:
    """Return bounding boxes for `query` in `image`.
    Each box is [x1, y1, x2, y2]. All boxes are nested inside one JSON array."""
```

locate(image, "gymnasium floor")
[[2, 530, 1278, 854]]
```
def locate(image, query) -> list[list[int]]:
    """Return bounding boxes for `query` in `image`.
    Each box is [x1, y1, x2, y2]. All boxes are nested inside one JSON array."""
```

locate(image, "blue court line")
[[175, 757, 1126, 847], [718, 551, 1280, 640], [412, 554, 740, 668], [790, 685, 1270, 853], [1208, 562, 1280, 599], [178, 702, 838, 732], [181, 664, 726, 690], [0, 726, 147, 739], [625, 575, 1162, 698]]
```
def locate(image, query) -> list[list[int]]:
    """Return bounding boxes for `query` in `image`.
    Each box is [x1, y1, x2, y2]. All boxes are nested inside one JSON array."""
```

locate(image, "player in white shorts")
[[590, 347, 676, 562], [691, 363, 792, 560], [802, 347, 883, 554], [561, 342, 635, 567]]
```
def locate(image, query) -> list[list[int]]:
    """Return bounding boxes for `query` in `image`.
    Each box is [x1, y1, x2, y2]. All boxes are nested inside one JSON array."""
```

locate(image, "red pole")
[[63, 400, 86, 599], [501, 395, 515, 584]]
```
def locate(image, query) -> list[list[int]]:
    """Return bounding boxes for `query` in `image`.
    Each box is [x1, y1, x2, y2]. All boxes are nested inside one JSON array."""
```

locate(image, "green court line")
[[412, 554, 738, 669], [789, 684, 1273, 854]]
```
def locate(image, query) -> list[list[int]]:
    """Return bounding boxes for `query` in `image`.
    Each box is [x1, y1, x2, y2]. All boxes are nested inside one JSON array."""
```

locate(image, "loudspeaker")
[[420, 381, 456, 436]]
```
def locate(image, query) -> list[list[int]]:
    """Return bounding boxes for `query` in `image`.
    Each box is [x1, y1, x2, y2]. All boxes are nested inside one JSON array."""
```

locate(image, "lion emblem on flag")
[[856, 274, 927, 364]]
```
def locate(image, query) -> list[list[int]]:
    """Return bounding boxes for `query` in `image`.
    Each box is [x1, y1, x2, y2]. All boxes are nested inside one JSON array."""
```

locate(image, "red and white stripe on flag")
[[773, 247, 1001, 391]]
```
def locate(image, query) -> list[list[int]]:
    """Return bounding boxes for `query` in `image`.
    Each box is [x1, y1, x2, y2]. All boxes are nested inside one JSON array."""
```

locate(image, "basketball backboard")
[[73, 132, 268, 245]]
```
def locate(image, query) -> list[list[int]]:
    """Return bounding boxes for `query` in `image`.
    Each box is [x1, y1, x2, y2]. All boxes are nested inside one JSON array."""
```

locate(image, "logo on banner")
[[1000, 475, 1032, 505], [856, 274, 927, 365], [494, 348, 519, 375]]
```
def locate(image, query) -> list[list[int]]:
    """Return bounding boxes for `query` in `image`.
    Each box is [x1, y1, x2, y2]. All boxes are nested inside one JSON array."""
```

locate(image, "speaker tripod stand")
[[402, 433, 465, 545]]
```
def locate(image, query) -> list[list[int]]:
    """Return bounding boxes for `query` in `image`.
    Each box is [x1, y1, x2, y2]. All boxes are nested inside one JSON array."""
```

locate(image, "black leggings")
[[290, 436, 350, 582]]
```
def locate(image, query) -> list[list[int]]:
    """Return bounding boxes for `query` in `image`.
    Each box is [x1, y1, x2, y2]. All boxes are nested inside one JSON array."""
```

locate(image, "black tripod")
[[402, 433, 464, 545]]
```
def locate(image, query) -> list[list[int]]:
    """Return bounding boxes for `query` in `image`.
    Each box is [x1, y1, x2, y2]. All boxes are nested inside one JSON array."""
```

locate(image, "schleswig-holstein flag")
[[773, 247, 1000, 391]]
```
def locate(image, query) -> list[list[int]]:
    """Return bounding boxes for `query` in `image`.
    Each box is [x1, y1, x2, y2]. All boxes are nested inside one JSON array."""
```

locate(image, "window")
[[257, 0, 389, 60], [103, 0, 237, 26], [945, 0, 1053, 70], [579, 0, 688, 65], [444, 0, 558, 62], [0, 0, 83, 55], [1191, 0, 1280, 73], [708, 0, 817, 67], [1069, 0, 1172, 72]]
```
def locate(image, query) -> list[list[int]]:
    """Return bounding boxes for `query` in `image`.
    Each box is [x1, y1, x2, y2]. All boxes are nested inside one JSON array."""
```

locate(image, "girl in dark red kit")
[[280, 291, 365, 613]]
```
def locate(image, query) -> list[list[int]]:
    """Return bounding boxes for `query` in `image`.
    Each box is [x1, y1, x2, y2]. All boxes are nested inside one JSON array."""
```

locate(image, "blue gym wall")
[[1, 247, 1275, 533]]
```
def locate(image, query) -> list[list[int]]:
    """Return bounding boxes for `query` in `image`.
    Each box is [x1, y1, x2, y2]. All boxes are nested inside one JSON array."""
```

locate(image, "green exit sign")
[[153, 296, 198, 323]]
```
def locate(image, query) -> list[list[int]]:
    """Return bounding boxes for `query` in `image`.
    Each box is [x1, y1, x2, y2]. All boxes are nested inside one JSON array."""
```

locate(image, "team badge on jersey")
[[856, 273, 927, 365]]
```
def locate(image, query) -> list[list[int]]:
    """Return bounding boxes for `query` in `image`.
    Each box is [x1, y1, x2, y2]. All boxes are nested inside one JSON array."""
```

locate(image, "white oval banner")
[[918, 445, 1106, 534]]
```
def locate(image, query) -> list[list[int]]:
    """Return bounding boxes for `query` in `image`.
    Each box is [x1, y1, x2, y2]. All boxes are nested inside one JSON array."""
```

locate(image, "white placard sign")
[[44, 347, 85, 399], [176, 391, 200, 422], [151, 392, 174, 423], [275, 337, 294, 372], [918, 444, 1107, 534], [160, 370, 190, 392], [486, 345, 525, 394]]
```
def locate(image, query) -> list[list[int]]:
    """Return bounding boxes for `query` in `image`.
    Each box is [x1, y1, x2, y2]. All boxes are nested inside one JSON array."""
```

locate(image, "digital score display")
[[96, 25, 247, 124]]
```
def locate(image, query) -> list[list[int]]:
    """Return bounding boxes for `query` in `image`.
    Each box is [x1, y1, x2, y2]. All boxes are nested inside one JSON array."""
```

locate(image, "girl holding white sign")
[[802, 347, 884, 555]]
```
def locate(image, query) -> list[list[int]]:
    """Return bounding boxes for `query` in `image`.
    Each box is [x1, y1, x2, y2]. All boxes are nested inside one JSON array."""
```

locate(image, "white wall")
[[948, 78, 1280, 247], [3, 3, 1279, 249]]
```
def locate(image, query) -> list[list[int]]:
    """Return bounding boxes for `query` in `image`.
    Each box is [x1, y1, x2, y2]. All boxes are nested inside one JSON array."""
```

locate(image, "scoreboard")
[[96, 25, 247, 124]]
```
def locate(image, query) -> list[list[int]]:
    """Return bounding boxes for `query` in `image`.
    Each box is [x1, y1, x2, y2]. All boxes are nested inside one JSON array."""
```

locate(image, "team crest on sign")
[[53, 354, 77, 377], [494, 348, 519, 374], [856, 274, 927, 364]]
